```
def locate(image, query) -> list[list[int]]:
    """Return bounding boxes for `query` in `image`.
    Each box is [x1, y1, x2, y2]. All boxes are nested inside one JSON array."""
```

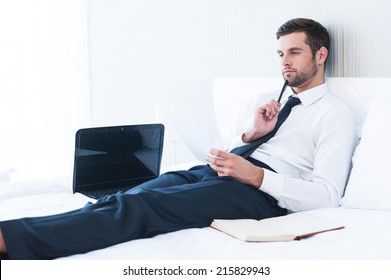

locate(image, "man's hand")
[[207, 149, 264, 188], [242, 99, 281, 143]]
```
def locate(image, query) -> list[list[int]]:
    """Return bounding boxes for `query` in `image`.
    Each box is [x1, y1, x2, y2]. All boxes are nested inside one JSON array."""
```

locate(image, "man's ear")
[[317, 46, 328, 65]]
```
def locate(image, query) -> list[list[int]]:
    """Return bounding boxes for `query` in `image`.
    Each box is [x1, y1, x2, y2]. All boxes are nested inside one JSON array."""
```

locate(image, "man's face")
[[277, 32, 320, 92]]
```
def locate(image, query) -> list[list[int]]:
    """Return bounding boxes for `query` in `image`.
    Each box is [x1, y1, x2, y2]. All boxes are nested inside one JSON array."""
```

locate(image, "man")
[[0, 18, 357, 259]]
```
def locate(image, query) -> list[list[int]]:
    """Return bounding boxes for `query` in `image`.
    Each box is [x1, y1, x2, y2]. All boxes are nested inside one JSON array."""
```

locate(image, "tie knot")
[[283, 96, 301, 109], [274, 95, 301, 129]]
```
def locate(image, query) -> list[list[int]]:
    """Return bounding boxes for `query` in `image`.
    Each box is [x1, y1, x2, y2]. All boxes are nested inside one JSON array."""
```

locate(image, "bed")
[[1, 77, 391, 260]]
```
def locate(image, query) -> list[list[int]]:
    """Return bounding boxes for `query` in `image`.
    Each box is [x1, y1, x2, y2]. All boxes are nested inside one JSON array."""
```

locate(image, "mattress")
[[1, 178, 390, 260]]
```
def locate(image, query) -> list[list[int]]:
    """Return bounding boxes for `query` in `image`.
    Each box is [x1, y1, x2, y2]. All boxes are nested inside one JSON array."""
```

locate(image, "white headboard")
[[213, 77, 391, 141]]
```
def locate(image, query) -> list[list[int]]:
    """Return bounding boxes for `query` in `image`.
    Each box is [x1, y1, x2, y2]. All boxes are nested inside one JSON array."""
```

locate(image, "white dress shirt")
[[229, 83, 357, 212]]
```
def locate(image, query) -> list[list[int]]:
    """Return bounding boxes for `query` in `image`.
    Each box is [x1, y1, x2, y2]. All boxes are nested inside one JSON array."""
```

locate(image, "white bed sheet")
[[1, 178, 390, 260]]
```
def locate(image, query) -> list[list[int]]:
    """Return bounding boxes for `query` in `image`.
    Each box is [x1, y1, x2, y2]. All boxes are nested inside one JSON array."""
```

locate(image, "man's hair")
[[276, 18, 330, 60]]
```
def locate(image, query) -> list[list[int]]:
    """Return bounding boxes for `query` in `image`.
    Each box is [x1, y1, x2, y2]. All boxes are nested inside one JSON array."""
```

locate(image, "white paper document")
[[160, 81, 224, 162]]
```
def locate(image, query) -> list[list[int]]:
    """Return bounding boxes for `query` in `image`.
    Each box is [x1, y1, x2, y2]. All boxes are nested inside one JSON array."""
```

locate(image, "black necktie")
[[230, 96, 301, 158]]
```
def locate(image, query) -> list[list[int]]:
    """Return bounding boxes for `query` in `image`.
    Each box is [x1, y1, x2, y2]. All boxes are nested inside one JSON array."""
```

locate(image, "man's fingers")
[[261, 101, 280, 118], [208, 149, 229, 160]]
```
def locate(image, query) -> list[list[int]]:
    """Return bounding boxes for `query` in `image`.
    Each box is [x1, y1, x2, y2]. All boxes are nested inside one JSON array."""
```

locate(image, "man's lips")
[[283, 69, 295, 75]]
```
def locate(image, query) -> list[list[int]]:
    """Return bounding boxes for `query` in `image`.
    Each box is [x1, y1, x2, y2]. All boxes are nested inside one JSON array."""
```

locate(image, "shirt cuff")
[[259, 169, 284, 201]]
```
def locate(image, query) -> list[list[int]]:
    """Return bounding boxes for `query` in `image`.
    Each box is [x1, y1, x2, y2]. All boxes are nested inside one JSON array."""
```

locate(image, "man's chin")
[[283, 75, 294, 86]]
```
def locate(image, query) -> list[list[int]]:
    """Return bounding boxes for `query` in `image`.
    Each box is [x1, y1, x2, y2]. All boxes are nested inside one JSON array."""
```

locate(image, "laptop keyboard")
[[81, 187, 131, 199]]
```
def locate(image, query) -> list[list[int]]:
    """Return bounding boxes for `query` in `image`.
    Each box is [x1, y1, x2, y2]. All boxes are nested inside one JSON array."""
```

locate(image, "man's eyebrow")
[[289, 47, 303, 51], [277, 47, 304, 54]]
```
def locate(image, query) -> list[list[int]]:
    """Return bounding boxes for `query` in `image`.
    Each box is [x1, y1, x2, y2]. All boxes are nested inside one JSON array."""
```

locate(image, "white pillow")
[[341, 99, 391, 211]]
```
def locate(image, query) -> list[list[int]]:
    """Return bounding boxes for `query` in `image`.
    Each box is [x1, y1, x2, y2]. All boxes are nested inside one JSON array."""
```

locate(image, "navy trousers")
[[1, 163, 287, 259]]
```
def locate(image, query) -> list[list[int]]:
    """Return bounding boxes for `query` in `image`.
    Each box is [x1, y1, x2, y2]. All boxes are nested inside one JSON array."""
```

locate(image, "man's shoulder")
[[322, 90, 354, 114], [319, 93, 356, 129]]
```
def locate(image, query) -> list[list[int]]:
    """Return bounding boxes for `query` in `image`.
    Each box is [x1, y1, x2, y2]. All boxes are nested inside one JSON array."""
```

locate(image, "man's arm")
[[226, 92, 279, 151], [242, 99, 281, 143], [0, 230, 7, 253], [207, 98, 281, 187], [207, 149, 264, 187], [260, 107, 357, 211], [209, 95, 357, 212]]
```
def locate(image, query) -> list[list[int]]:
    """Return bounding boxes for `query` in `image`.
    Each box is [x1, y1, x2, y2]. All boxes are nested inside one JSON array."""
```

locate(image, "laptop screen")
[[73, 124, 164, 194]]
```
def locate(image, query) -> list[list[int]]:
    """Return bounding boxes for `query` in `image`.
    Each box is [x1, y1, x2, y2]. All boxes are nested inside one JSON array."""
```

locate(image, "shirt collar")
[[283, 83, 328, 107]]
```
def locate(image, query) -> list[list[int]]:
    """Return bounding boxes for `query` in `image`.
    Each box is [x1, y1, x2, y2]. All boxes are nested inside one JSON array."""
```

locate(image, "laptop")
[[72, 124, 164, 199]]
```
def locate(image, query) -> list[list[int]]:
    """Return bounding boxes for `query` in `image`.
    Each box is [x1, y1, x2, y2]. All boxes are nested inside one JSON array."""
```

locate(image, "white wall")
[[0, 0, 90, 180], [85, 0, 391, 164], [87, 0, 391, 167], [1, 0, 389, 180]]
